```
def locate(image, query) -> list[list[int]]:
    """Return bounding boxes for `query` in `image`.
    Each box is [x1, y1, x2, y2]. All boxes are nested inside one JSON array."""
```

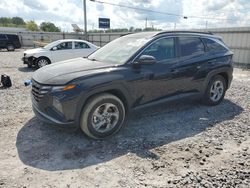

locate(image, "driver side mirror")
[[136, 55, 156, 65], [51, 46, 57, 51]]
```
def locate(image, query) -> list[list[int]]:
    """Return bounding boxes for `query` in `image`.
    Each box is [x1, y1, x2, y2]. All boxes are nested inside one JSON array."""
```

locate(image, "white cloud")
[[0, 0, 250, 31]]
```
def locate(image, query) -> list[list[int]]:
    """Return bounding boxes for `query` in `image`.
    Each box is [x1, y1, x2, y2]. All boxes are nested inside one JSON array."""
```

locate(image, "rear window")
[[179, 37, 205, 57], [202, 38, 227, 52]]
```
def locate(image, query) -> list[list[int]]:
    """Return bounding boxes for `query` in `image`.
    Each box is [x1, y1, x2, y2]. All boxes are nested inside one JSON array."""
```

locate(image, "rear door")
[[0, 34, 7, 48], [73, 41, 94, 58], [173, 36, 207, 93], [51, 41, 73, 62]]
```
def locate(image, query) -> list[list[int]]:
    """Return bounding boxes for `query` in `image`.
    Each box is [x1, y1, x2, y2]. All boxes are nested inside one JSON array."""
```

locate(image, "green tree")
[[0, 17, 12, 26], [40, 22, 61, 32], [11, 17, 25, 25], [26, 21, 39, 31]]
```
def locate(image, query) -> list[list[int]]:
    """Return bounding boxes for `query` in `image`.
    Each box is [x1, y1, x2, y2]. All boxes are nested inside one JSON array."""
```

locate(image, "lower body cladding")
[[32, 89, 81, 130]]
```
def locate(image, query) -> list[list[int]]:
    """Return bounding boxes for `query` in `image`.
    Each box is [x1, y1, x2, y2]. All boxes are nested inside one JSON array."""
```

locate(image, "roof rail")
[[155, 30, 213, 36]]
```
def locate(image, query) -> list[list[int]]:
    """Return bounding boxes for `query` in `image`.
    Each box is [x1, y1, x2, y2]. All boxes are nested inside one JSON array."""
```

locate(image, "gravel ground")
[[0, 49, 249, 188]]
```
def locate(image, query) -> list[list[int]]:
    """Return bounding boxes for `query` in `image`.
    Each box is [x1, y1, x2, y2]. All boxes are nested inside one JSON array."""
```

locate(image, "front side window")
[[140, 37, 175, 62], [179, 37, 204, 57], [75, 42, 90, 49], [56, 42, 72, 50]]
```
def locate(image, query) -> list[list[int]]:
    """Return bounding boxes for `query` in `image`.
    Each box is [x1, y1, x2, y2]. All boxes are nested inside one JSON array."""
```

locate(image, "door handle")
[[170, 69, 179, 73]]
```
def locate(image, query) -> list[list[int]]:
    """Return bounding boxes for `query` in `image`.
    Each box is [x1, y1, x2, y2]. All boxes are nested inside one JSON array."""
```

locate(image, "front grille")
[[32, 80, 51, 102]]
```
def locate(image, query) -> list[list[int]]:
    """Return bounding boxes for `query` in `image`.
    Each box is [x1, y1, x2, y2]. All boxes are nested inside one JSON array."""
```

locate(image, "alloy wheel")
[[91, 103, 119, 133]]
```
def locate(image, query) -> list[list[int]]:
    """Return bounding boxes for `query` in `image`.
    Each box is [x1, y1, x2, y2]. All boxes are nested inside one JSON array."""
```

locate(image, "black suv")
[[0, 34, 21, 51], [31, 31, 233, 139]]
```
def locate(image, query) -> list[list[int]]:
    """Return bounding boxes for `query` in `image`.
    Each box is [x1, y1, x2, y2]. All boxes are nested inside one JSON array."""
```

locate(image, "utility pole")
[[145, 18, 148, 29], [83, 0, 88, 40], [205, 20, 208, 30]]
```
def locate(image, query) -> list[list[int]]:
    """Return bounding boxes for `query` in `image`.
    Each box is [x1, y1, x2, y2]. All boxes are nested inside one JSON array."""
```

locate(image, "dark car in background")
[[31, 31, 233, 139], [0, 34, 21, 51]]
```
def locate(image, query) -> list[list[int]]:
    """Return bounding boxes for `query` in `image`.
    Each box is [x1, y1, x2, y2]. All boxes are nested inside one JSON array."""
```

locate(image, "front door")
[[51, 41, 73, 62], [129, 37, 181, 105]]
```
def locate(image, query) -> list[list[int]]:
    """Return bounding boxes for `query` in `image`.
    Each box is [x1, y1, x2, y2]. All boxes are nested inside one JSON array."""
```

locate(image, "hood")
[[32, 58, 118, 85], [24, 48, 47, 54]]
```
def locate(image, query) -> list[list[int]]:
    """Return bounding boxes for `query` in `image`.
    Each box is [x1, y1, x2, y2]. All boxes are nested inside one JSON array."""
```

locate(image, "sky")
[[0, 0, 250, 32]]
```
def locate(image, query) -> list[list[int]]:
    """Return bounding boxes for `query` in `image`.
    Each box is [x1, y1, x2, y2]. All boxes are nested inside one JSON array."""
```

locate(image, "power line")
[[89, 0, 237, 21]]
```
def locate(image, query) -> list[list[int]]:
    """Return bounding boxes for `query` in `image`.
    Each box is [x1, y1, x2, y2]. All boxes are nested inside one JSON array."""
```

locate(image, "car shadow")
[[16, 99, 243, 171], [18, 67, 36, 72]]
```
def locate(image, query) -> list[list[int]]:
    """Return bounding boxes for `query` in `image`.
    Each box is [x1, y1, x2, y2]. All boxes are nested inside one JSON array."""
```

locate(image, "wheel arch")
[[37, 56, 51, 64], [203, 67, 232, 93], [75, 85, 131, 127], [218, 72, 229, 90]]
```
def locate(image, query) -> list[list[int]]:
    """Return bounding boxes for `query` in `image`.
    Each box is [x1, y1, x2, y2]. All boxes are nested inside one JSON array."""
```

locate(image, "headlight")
[[51, 84, 76, 92]]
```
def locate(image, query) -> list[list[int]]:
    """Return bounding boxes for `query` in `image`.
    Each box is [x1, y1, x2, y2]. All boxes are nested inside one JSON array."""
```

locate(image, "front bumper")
[[32, 100, 78, 130], [31, 80, 82, 130], [22, 56, 36, 65]]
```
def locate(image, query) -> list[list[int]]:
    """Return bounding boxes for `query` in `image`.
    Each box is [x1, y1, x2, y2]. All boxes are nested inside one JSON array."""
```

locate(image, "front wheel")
[[35, 57, 50, 69], [80, 93, 126, 139], [203, 75, 226, 106]]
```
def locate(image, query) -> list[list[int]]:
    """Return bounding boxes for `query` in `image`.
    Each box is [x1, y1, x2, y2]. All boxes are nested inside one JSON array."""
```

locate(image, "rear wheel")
[[80, 93, 126, 139], [35, 57, 50, 69], [6, 44, 15, 51], [203, 75, 226, 106]]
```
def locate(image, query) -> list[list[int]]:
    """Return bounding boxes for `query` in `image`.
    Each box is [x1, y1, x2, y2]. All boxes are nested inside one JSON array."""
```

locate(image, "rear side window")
[[202, 38, 227, 52], [75, 42, 90, 49], [179, 37, 205, 57], [140, 37, 175, 62]]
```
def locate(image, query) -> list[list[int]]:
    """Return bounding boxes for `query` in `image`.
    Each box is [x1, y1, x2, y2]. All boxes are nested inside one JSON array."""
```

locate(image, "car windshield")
[[88, 34, 152, 64], [43, 41, 61, 49]]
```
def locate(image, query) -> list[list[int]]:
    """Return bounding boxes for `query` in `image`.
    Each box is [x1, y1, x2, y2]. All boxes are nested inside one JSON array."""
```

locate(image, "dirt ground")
[[0, 49, 249, 188]]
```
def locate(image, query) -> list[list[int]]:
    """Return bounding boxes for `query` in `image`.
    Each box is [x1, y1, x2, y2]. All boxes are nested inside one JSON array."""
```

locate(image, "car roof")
[[57, 39, 89, 42], [126, 31, 220, 40]]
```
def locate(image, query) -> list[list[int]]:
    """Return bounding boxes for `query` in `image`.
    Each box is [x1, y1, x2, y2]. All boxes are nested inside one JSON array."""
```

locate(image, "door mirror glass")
[[136, 55, 156, 65]]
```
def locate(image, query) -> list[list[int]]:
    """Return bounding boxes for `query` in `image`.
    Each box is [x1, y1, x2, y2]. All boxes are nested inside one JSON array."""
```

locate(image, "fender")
[[74, 81, 132, 127]]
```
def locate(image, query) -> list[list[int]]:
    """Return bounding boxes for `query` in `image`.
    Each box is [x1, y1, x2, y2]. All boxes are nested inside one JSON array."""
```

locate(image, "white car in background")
[[22, 39, 99, 68]]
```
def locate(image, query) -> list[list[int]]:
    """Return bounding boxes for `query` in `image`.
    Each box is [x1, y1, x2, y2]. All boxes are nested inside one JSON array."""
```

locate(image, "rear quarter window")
[[201, 38, 227, 52]]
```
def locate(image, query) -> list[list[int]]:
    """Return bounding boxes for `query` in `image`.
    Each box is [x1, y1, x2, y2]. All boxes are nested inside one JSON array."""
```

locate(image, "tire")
[[27, 63, 33, 68], [6, 44, 15, 51], [203, 75, 226, 106], [80, 93, 126, 139], [35, 57, 50, 69]]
